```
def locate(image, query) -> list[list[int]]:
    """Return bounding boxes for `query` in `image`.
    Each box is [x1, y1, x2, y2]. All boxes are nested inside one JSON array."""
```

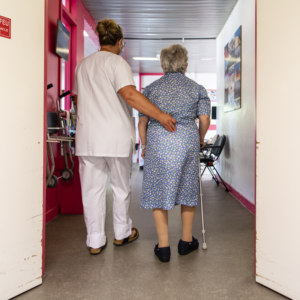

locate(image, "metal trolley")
[[46, 84, 75, 188]]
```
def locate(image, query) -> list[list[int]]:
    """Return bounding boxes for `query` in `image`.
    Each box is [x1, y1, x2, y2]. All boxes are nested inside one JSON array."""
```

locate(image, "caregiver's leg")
[[181, 205, 196, 242], [106, 154, 135, 240], [153, 208, 169, 247], [79, 156, 108, 249]]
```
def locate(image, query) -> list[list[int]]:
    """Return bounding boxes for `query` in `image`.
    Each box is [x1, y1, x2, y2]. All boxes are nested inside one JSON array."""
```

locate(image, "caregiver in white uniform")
[[73, 18, 176, 255]]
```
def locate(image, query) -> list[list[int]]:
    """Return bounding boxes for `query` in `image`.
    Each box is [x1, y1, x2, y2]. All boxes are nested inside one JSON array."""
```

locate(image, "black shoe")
[[154, 244, 171, 262], [178, 237, 199, 255]]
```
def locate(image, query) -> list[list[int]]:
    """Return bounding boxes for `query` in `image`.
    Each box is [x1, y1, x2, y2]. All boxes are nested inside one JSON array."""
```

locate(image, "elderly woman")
[[138, 44, 211, 262]]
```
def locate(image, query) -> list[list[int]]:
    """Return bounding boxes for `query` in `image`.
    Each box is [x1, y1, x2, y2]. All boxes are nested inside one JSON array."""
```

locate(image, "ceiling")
[[82, 0, 239, 73]]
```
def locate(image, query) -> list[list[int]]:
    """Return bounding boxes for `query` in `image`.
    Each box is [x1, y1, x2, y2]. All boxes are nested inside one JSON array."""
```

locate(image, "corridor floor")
[[16, 165, 287, 300]]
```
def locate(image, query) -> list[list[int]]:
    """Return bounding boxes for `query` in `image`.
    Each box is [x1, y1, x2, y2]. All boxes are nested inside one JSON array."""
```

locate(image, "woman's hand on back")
[[119, 86, 176, 132], [157, 112, 177, 132]]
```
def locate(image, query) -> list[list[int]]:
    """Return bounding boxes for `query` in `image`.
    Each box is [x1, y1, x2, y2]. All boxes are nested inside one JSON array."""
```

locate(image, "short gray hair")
[[160, 44, 188, 74]]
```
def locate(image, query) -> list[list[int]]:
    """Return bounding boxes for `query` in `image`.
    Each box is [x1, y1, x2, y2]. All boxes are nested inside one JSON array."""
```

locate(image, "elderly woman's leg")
[[178, 205, 199, 255], [153, 208, 169, 247], [181, 205, 196, 242]]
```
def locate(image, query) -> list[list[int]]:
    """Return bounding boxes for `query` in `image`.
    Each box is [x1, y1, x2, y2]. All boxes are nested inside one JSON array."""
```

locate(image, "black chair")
[[200, 135, 229, 192], [200, 134, 219, 159]]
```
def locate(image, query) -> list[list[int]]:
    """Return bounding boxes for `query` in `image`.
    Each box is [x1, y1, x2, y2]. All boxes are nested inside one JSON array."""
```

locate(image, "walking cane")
[[199, 159, 207, 250]]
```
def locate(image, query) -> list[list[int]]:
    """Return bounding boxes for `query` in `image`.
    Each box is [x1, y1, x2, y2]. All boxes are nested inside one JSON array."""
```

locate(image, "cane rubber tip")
[[202, 243, 207, 250]]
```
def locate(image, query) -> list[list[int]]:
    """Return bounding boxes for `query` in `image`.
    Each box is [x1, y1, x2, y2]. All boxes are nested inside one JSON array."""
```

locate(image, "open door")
[[256, 1, 300, 299], [0, 1, 45, 299]]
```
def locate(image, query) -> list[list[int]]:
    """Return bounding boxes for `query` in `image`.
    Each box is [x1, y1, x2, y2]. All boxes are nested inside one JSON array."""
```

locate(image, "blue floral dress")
[[139, 72, 211, 210]]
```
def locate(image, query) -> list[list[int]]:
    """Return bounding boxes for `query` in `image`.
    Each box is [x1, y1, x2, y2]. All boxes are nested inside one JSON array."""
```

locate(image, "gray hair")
[[160, 44, 188, 74]]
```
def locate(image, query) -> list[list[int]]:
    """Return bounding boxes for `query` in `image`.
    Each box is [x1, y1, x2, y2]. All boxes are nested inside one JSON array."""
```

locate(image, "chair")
[[200, 135, 229, 192], [209, 134, 219, 145], [200, 134, 219, 159]]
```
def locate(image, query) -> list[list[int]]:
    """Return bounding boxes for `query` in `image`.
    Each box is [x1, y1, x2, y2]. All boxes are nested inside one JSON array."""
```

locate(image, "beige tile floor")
[[15, 164, 287, 300]]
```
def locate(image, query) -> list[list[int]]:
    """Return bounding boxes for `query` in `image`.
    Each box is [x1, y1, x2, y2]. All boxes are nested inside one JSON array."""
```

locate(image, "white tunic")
[[73, 51, 136, 157]]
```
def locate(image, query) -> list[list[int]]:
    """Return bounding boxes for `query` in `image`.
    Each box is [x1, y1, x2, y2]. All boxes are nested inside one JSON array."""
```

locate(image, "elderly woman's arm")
[[199, 115, 211, 148], [198, 87, 211, 148], [138, 116, 149, 159]]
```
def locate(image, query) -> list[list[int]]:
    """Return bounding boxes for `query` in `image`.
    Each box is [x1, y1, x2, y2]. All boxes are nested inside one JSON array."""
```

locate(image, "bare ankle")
[[181, 236, 192, 242], [158, 242, 169, 248]]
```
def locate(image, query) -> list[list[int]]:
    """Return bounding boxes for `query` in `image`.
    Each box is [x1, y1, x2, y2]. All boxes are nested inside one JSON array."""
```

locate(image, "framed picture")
[[224, 26, 241, 112]]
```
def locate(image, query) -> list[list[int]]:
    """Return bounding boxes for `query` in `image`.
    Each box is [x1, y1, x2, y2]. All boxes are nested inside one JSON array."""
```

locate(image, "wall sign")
[[0, 16, 11, 39]]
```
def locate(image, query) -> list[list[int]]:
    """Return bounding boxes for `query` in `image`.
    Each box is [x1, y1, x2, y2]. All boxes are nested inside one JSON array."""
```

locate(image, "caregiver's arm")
[[198, 115, 211, 148], [118, 85, 176, 132], [138, 116, 149, 159]]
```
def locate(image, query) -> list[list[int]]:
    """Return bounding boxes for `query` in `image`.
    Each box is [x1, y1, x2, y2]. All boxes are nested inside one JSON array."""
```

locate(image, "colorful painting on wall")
[[224, 26, 241, 112]]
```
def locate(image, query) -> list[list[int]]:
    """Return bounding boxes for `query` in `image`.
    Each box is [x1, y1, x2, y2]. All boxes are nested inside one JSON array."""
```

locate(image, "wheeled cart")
[[46, 85, 75, 188], [56, 95, 75, 181]]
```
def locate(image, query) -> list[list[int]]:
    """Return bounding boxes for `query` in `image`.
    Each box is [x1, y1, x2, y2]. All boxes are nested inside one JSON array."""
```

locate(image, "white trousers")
[[78, 153, 132, 248]]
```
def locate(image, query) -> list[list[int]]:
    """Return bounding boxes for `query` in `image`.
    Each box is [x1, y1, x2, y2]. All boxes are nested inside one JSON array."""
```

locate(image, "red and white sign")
[[0, 16, 11, 39]]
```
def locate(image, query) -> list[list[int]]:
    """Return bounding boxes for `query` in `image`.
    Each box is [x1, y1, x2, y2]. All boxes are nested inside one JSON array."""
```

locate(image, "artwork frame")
[[224, 26, 241, 112]]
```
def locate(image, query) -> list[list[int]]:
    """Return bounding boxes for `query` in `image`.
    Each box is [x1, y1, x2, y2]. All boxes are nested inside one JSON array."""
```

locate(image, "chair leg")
[[212, 166, 229, 192], [208, 167, 219, 185], [201, 166, 207, 176], [207, 166, 217, 180]]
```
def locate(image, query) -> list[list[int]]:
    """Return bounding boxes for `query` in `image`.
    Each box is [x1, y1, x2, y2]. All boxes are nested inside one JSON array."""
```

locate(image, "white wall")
[[132, 73, 140, 88], [256, 1, 300, 298], [84, 36, 98, 58], [141, 75, 163, 89], [216, 0, 255, 203], [185, 73, 216, 90], [0, 1, 44, 299]]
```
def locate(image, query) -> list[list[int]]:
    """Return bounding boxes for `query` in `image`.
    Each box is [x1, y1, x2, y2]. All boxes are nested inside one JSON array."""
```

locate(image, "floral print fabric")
[[140, 72, 211, 210]]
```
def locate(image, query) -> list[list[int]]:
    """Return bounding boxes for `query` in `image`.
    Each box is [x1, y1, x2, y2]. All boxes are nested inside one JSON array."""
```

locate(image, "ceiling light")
[[201, 58, 213, 61], [133, 57, 159, 61], [84, 30, 89, 37]]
